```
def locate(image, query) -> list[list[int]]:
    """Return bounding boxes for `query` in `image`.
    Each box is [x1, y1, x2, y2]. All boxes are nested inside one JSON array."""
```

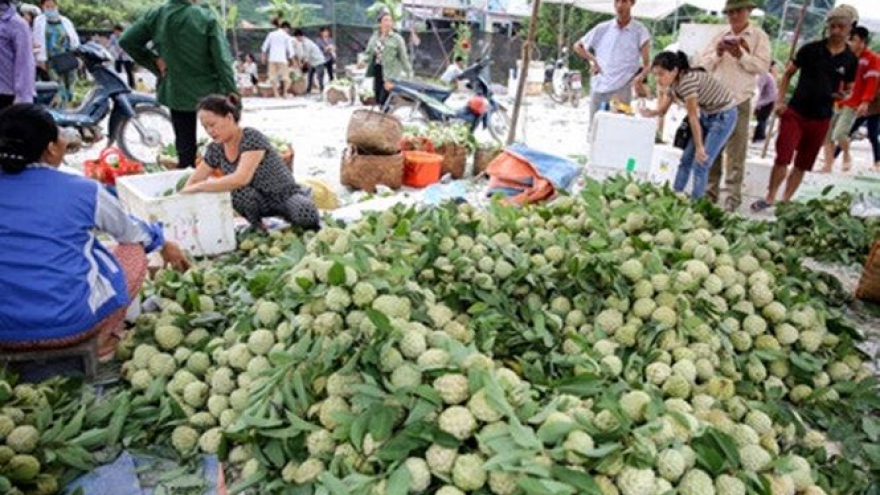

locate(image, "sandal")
[[750, 199, 772, 212]]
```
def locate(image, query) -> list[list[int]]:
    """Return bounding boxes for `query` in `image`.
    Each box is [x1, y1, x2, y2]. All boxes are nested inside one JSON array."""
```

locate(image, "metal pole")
[[761, 0, 810, 159], [557, 2, 565, 54], [506, 0, 541, 144]]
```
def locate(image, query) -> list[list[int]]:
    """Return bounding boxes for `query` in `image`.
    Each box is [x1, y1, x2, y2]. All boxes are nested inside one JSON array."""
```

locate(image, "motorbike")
[[34, 41, 173, 164], [382, 57, 511, 143], [544, 48, 582, 107]]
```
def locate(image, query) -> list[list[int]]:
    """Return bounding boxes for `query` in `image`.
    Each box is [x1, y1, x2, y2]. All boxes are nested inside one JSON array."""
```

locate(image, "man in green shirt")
[[120, 0, 237, 169]]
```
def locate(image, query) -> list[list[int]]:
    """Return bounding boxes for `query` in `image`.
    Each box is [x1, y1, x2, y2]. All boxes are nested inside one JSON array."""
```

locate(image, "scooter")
[[34, 41, 173, 164], [382, 57, 511, 143], [544, 48, 582, 107]]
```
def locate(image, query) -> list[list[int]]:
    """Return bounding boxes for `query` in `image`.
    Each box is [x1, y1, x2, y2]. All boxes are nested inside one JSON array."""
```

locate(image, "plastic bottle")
[[626, 157, 636, 173]]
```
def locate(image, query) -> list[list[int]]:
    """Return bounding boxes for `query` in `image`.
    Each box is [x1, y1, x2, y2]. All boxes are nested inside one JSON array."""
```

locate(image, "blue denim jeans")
[[674, 106, 738, 199]]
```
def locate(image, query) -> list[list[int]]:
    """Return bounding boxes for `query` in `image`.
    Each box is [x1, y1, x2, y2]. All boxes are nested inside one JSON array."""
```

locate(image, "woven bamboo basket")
[[346, 109, 402, 155], [325, 87, 348, 105], [437, 143, 467, 179], [473, 145, 503, 177], [340, 147, 403, 192], [856, 240, 880, 302]]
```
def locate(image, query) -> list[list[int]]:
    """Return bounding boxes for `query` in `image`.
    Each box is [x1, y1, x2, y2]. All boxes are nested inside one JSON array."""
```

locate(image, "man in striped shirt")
[[822, 25, 880, 173]]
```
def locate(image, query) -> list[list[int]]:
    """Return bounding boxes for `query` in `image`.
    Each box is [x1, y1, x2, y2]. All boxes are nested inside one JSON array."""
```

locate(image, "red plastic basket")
[[403, 151, 443, 188]]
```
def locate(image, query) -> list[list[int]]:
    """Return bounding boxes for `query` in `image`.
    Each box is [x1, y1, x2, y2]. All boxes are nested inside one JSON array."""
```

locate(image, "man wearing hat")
[[699, 0, 771, 212], [752, 4, 858, 212]]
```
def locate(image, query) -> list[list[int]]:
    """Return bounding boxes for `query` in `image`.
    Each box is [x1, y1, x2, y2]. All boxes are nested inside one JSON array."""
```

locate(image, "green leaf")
[[536, 419, 576, 445], [518, 477, 577, 495], [386, 465, 411, 495], [863, 417, 880, 442], [550, 466, 602, 494], [328, 262, 347, 286]]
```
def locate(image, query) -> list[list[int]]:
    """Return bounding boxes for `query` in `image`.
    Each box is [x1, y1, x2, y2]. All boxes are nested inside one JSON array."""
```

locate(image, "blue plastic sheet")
[[64, 451, 222, 495]]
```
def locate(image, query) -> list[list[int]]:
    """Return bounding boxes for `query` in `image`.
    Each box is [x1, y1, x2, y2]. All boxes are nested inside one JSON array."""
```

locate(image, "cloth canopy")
[[540, 0, 682, 20], [835, 0, 880, 32]]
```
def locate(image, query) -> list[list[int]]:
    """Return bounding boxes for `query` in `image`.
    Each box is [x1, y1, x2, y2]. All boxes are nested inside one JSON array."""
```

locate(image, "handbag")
[[365, 55, 377, 78], [673, 118, 691, 149], [48, 52, 78, 74]]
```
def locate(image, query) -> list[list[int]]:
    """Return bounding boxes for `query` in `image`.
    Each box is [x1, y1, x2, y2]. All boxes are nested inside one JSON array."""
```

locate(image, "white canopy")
[[541, 0, 683, 20], [835, 0, 880, 33]]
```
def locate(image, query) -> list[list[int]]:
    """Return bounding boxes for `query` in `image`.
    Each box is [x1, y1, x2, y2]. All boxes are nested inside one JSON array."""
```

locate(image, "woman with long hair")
[[641, 51, 738, 199]]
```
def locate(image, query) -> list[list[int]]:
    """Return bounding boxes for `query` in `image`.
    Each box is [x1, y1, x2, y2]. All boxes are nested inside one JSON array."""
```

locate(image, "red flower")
[[461, 40, 470, 50]]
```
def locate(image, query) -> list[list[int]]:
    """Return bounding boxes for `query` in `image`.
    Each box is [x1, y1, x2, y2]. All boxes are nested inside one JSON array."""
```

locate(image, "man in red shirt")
[[823, 25, 880, 173]]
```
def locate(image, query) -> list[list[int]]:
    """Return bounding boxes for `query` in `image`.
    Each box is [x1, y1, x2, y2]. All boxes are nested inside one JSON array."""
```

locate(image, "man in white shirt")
[[441, 56, 464, 85], [261, 21, 294, 98], [699, 0, 771, 211], [574, 0, 650, 133]]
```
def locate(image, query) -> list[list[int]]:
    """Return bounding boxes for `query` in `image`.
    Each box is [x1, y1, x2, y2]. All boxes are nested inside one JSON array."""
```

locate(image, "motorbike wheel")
[[547, 80, 567, 104], [570, 90, 581, 108], [486, 106, 511, 144], [115, 106, 174, 165]]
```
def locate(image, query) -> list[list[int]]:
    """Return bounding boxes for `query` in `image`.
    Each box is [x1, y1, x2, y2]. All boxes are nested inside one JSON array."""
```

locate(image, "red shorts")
[[774, 107, 831, 171]]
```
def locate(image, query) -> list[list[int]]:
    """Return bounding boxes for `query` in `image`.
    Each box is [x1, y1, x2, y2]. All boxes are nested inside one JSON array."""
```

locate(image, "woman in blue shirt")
[[0, 104, 189, 359]]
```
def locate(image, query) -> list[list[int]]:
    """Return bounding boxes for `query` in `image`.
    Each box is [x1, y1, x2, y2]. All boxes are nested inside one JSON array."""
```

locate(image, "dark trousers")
[[307, 64, 325, 93], [170, 110, 198, 169], [324, 59, 335, 81], [373, 64, 388, 106], [752, 102, 774, 142], [115, 60, 135, 88], [0, 94, 14, 111], [835, 114, 880, 163]]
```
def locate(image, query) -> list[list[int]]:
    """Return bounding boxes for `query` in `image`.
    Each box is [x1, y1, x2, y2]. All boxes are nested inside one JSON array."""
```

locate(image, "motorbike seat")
[[36, 81, 60, 92], [391, 79, 453, 100]]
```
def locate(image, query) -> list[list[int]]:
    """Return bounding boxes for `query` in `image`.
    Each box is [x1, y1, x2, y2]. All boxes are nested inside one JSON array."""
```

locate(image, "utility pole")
[[506, 0, 541, 144]]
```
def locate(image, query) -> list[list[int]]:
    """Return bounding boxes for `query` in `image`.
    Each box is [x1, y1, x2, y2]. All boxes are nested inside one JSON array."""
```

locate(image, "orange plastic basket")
[[403, 151, 443, 188]]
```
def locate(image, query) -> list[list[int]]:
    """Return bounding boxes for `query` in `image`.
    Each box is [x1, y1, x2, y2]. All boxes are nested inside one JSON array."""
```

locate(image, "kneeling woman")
[[0, 104, 189, 359], [183, 96, 320, 231], [641, 51, 737, 200]]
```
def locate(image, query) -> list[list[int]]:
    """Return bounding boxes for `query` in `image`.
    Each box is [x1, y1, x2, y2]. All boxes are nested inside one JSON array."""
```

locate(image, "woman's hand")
[[161, 242, 190, 272], [695, 146, 709, 165], [639, 107, 658, 118], [181, 182, 205, 194]]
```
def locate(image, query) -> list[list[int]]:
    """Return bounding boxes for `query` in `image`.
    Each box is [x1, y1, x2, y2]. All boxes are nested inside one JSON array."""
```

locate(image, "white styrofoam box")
[[649, 145, 682, 186], [743, 156, 774, 198], [116, 170, 236, 256], [589, 112, 657, 174]]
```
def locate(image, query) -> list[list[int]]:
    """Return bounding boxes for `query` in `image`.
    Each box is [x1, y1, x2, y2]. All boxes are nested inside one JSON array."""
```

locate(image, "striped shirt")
[[670, 70, 736, 114]]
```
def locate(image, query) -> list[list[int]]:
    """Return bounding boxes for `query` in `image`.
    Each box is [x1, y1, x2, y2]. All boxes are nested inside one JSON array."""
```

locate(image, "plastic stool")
[[0, 333, 99, 380]]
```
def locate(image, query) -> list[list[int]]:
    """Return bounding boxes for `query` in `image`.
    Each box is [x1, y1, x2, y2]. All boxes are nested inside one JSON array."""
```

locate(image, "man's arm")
[[573, 26, 600, 74], [14, 22, 35, 103], [775, 61, 798, 114], [32, 16, 46, 63], [736, 29, 771, 75], [119, 14, 161, 75]]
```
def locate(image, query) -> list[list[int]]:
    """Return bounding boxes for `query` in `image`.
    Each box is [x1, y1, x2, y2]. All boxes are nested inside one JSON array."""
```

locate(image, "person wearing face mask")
[[182, 95, 320, 231], [32, 0, 79, 104], [0, 104, 189, 360], [361, 9, 413, 106], [0, 0, 35, 109]]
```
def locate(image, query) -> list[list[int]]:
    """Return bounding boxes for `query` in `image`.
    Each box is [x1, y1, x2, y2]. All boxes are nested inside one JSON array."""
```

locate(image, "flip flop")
[[750, 199, 772, 212]]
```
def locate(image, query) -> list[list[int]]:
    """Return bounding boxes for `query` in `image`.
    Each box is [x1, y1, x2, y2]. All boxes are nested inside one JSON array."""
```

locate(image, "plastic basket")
[[403, 151, 443, 188]]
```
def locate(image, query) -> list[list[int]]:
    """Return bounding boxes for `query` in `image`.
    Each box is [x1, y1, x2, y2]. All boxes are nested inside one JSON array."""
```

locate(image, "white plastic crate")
[[116, 170, 236, 256], [589, 112, 657, 175], [743, 157, 774, 198], [649, 145, 682, 186]]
